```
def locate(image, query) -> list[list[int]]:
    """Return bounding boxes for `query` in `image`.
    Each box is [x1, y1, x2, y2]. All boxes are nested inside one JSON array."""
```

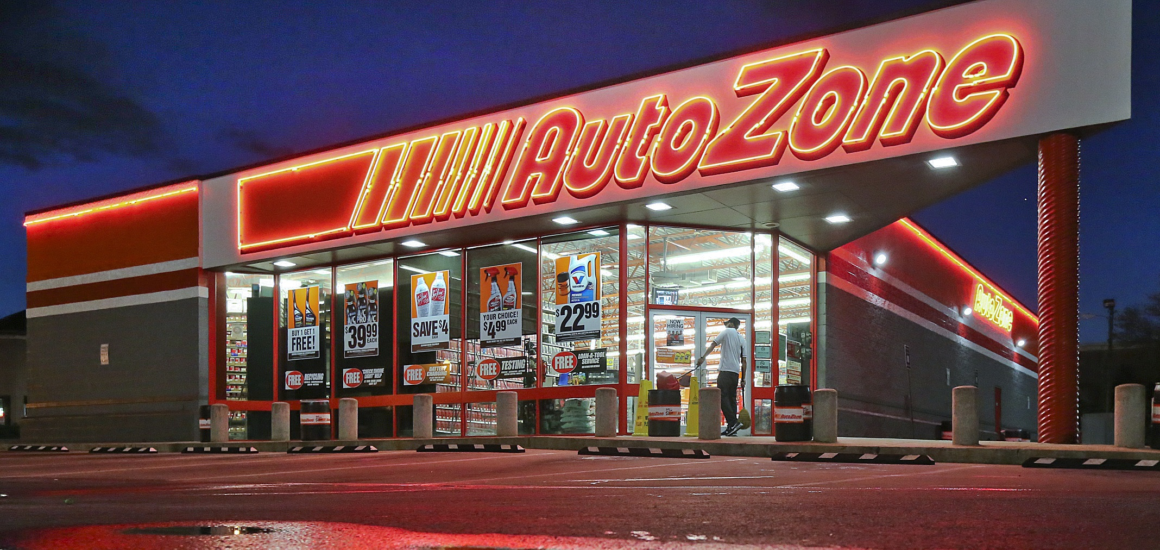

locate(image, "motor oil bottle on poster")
[[554, 253, 601, 343], [410, 271, 451, 352]]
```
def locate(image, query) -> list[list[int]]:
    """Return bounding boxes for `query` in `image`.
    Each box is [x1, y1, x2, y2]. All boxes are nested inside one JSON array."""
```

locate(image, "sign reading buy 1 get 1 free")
[[554, 253, 600, 343]]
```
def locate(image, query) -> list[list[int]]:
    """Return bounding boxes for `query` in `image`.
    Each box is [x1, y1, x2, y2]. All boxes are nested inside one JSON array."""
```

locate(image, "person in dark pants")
[[696, 317, 748, 436]]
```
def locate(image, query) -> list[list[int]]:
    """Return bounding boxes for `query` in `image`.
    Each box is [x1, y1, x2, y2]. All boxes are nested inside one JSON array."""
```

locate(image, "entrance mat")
[[287, 445, 378, 454], [772, 451, 935, 465], [89, 446, 158, 454], [417, 444, 525, 453], [8, 445, 68, 452], [578, 446, 710, 459], [183, 446, 259, 454], [1022, 457, 1160, 470]]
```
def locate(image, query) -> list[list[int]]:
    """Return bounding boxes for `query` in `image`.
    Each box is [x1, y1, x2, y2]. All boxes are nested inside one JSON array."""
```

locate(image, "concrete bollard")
[[210, 404, 229, 443], [1114, 383, 1146, 449], [271, 402, 290, 441], [952, 386, 979, 446], [813, 389, 838, 443], [413, 394, 434, 439], [496, 391, 518, 437], [595, 388, 617, 437], [339, 398, 358, 441], [699, 388, 721, 441]]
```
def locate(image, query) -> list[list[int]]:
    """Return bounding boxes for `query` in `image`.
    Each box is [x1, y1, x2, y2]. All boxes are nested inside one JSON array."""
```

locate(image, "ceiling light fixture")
[[825, 214, 851, 224], [588, 229, 610, 236], [273, 260, 296, 268], [645, 202, 672, 211], [401, 240, 426, 248], [553, 216, 579, 225], [927, 156, 959, 169], [772, 181, 799, 192]]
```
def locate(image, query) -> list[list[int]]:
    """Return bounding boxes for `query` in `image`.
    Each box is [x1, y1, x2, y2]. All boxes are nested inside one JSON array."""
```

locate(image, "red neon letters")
[[238, 33, 1023, 252]]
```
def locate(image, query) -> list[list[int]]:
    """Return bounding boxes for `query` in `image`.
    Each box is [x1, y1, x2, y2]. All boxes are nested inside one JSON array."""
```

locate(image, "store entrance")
[[649, 310, 752, 434]]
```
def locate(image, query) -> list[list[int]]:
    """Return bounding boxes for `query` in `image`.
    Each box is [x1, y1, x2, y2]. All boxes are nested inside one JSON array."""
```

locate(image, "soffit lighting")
[[553, 216, 579, 225], [825, 214, 851, 224], [927, 156, 960, 169], [962, 306, 973, 316], [772, 181, 799, 192], [1016, 339, 1027, 347], [645, 202, 672, 211], [588, 229, 610, 236], [273, 260, 296, 267], [873, 253, 887, 266], [401, 240, 426, 248]]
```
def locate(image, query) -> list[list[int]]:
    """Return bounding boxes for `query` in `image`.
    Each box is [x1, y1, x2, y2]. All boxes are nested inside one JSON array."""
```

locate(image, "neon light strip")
[[897, 218, 1037, 322], [24, 183, 198, 226]]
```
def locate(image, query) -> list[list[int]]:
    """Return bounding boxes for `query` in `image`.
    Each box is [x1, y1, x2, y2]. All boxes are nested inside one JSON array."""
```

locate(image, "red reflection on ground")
[[0, 521, 798, 549]]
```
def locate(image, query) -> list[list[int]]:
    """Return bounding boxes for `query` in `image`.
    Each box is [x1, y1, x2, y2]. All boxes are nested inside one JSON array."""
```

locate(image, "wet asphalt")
[[0, 449, 1157, 549]]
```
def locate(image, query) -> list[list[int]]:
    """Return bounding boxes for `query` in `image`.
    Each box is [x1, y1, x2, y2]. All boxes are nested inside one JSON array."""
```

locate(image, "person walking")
[[696, 317, 747, 436]]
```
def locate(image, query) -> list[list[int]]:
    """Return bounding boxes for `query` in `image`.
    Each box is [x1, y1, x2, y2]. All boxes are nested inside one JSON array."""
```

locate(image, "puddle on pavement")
[[0, 521, 838, 549]]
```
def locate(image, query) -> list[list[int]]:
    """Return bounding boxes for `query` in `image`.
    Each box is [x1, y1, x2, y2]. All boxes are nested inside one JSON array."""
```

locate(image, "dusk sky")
[[3, 0, 1155, 342]]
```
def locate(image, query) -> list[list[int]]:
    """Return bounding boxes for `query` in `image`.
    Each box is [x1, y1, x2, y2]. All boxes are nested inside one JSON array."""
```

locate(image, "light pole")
[[1103, 298, 1116, 411]]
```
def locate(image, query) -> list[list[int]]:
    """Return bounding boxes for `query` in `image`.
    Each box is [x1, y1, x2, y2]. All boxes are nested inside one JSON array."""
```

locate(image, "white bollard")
[[339, 398, 358, 441], [210, 404, 229, 443], [952, 386, 979, 446], [813, 389, 838, 443], [699, 388, 721, 441], [496, 391, 518, 437], [595, 388, 617, 437], [413, 394, 433, 439], [1114, 384, 1146, 449], [271, 402, 290, 441]]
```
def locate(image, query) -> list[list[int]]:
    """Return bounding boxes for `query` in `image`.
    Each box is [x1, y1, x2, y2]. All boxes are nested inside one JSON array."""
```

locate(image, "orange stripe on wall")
[[26, 191, 199, 282], [26, 268, 202, 308]]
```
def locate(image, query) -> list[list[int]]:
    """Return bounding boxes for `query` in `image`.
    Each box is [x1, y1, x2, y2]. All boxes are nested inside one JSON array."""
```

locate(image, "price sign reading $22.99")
[[554, 253, 601, 343]]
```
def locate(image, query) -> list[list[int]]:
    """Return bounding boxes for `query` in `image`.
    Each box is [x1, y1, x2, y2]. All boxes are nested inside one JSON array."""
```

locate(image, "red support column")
[[1036, 133, 1080, 444]]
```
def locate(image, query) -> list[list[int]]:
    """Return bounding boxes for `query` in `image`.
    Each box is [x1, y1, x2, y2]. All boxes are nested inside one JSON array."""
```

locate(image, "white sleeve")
[[739, 335, 749, 357]]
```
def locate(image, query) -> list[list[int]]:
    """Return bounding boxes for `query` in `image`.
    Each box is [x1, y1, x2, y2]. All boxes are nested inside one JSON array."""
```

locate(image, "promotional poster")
[[287, 286, 320, 361], [474, 357, 528, 381], [410, 271, 451, 352], [480, 263, 522, 348], [403, 362, 452, 386], [343, 280, 379, 359], [553, 253, 601, 343]]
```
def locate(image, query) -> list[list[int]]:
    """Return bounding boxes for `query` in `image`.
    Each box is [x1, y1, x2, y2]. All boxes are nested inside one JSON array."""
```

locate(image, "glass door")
[[649, 310, 752, 434]]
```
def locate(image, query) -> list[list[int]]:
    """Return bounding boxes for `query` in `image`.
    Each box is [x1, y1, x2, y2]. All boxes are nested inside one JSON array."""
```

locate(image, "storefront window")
[[778, 238, 814, 386], [396, 251, 463, 436], [540, 228, 621, 390], [754, 233, 776, 388], [465, 241, 538, 391], [279, 268, 332, 401], [647, 227, 753, 309], [222, 272, 275, 440], [335, 260, 394, 403], [625, 224, 647, 384]]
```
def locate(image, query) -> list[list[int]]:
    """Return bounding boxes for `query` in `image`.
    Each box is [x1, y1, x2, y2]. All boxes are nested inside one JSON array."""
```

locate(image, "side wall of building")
[[819, 220, 1040, 440], [22, 183, 207, 443]]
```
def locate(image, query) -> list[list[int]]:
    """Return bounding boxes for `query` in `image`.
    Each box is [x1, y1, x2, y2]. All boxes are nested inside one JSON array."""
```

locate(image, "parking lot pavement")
[[1, 449, 1158, 548]]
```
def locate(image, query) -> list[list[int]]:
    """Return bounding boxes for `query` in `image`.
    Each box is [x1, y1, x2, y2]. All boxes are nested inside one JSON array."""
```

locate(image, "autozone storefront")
[[22, 0, 1129, 442]]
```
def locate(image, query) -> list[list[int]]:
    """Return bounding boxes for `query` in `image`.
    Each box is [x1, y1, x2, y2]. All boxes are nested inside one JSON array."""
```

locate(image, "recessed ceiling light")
[[553, 216, 579, 225], [873, 253, 887, 266], [273, 260, 296, 267], [1016, 338, 1026, 347], [401, 240, 426, 248], [824, 214, 851, 224], [645, 202, 672, 211], [588, 229, 610, 236], [927, 156, 959, 169], [438, 250, 460, 257], [772, 181, 799, 192]]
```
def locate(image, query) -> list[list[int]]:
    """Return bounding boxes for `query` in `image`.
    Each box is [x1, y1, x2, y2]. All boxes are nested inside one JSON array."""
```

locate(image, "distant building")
[[0, 310, 26, 438]]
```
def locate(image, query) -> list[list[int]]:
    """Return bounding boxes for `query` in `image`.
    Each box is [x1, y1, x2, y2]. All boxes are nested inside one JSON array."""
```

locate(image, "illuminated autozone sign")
[[973, 283, 1014, 332], [238, 34, 1022, 253]]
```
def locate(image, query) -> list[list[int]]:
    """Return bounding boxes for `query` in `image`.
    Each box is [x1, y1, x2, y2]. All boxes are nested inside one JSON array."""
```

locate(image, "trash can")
[[774, 385, 811, 442], [300, 399, 332, 441], [647, 389, 681, 437], [198, 405, 211, 443], [939, 420, 953, 441], [1151, 383, 1160, 450]]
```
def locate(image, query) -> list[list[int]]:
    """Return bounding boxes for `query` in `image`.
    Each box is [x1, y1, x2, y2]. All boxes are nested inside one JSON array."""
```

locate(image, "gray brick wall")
[[23, 297, 206, 442], [820, 281, 1037, 440]]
